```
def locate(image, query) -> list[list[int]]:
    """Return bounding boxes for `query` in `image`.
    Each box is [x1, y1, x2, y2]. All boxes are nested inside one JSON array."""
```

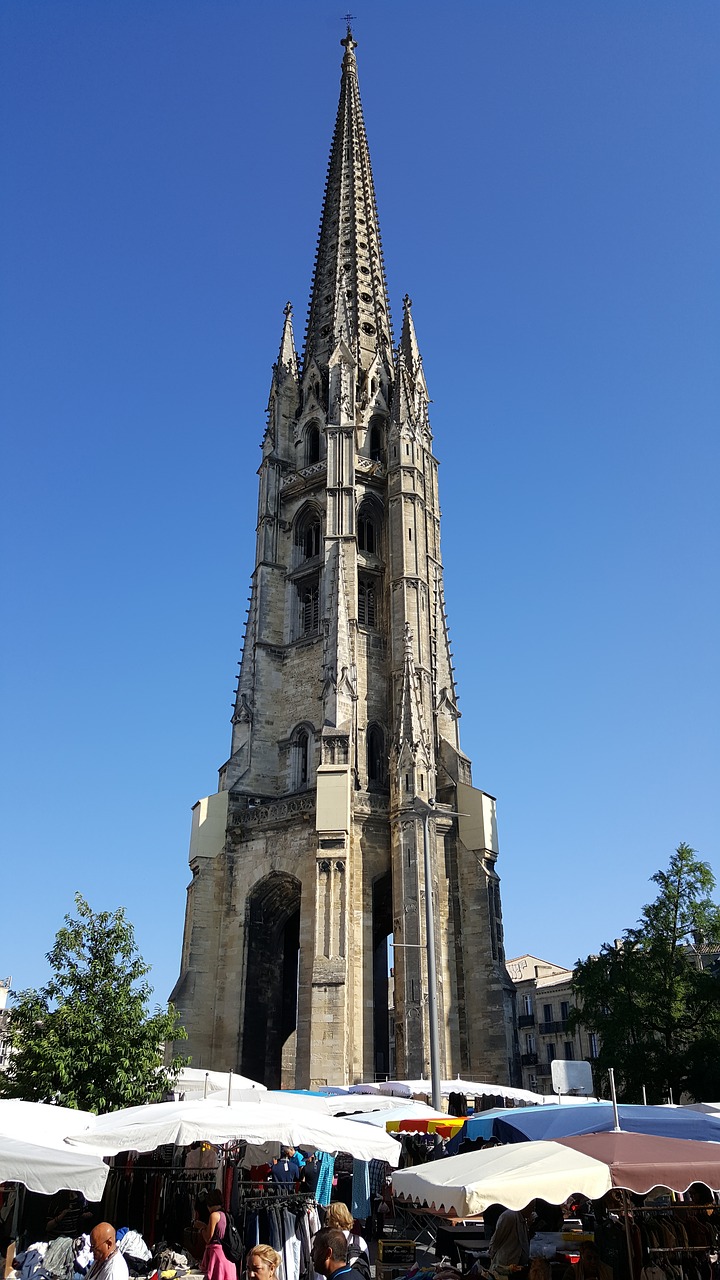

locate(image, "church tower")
[[171, 29, 517, 1088]]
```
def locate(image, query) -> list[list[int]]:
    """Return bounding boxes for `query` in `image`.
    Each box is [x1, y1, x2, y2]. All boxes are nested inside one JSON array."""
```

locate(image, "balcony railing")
[[538, 1019, 569, 1036], [536, 1063, 553, 1077], [518, 1014, 535, 1028], [520, 1053, 538, 1067]]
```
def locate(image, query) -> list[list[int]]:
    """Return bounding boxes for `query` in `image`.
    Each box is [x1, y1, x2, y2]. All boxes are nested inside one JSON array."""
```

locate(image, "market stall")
[[66, 1095, 402, 1164], [392, 1132, 720, 1280], [456, 1103, 720, 1146]]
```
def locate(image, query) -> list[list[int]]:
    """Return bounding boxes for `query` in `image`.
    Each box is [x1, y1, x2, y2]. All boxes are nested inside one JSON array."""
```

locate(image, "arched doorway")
[[241, 872, 302, 1087]]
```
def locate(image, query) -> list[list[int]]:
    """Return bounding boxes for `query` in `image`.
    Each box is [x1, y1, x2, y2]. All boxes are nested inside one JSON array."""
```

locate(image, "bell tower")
[[171, 28, 517, 1088]]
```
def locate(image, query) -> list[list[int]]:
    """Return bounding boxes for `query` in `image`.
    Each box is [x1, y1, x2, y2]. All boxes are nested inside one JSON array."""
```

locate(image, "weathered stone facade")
[[171, 30, 517, 1088]]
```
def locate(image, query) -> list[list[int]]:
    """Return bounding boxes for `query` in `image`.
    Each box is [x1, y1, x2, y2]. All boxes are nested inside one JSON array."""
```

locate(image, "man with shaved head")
[[89, 1224, 129, 1280]]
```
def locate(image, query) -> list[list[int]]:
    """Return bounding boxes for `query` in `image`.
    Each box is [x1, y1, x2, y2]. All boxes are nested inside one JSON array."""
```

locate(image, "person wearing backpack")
[[195, 1190, 241, 1280], [322, 1205, 370, 1280], [311, 1229, 370, 1280]]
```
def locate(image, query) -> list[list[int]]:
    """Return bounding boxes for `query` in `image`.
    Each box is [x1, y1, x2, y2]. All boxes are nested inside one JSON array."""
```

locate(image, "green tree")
[[571, 844, 720, 1103], [0, 894, 187, 1111]]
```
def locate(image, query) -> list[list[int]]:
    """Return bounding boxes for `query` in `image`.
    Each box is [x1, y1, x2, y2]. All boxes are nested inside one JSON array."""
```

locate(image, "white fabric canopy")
[[392, 1141, 612, 1216], [67, 1095, 401, 1165], [347, 1102, 447, 1129], [173, 1068, 266, 1098], [325, 1095, 422, 1116], [0, 1133, 108, 1200], [377, 1079, 545, 1104], [0, 1100, 95, 1142], [0, 1101, 107, 1199]]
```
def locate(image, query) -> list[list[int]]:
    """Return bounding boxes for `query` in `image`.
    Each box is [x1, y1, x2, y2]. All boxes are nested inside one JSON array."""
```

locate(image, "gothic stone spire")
[[304, 29, 393, 377]]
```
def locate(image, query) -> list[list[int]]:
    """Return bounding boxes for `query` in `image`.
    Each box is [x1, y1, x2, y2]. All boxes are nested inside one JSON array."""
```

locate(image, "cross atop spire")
[[341, 16, 357, 55], [304, 27, 393, 377]]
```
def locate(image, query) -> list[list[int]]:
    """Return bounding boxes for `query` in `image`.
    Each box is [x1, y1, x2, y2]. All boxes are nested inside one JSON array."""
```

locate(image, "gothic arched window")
[[293, 727, 312, 789], [357, 498, 381, 558], [303, 521, 321, 559], [306, 424, 321, 465], [369, 416, 386, 462], [358, 576, 377, 628], [295, 507, 322, 562], [367, 724, 385, 785], [300, 581, 320, 634], [297, 731, 309, 784], [358, 515, 376, 554]]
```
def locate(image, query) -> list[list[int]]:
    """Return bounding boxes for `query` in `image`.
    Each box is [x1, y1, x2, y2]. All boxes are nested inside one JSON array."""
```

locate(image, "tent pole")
[[621, 1190, 636, 1280], [228, 1070, 233, 1106], [608, 1068, 621, 1131]]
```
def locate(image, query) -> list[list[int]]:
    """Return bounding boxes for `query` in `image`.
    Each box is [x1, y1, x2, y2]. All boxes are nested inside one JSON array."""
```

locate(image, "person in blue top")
[[270, 1148, 300, 1186], [311, 1230, 366, 1280]]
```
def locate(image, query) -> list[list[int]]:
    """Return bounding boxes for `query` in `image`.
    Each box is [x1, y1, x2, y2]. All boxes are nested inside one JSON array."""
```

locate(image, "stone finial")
[[404, 621, 414, 659]]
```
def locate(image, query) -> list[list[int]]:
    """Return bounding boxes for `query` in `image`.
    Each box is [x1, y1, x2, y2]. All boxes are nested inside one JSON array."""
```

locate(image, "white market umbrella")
[[0, 1099, 95, 1142], [174, 1067, 266, 1099], [67, 1095, 401, 1165], [229, 1090, 334, 1114], [378, 1079, 544, 1105], [392, 1132, 720, 1218], [0, 1101, 107, 1199], [0, 1134, 108, 1200], [325, 1095, 417, 1116], [347, 1102, 448, 1129]]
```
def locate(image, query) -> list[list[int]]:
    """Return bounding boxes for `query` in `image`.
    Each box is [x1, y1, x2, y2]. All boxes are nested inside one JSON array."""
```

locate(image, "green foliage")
[[571, 845, 720, 1103], [0, 894, 188, 1112]]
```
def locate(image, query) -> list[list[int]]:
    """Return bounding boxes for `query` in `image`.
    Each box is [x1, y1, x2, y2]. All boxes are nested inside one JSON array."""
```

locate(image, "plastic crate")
[[376, 1240, 417, 1267], [376, 1265, 414, 1280]]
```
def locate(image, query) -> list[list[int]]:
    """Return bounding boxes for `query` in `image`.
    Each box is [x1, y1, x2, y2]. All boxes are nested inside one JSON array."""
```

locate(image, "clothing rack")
[[647, 1247, 713, 1253], [637, 1206, 719, 1212], [107, 1168, 217, 1178], [237, 1194, 315, 1208]]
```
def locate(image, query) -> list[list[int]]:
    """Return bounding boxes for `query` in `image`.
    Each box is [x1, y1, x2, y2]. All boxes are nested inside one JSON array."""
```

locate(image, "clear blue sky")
[[2, 1, 718, 1013]]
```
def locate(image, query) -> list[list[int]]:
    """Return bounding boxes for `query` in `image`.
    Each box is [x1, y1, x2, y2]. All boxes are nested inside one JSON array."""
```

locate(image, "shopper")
[[246, 1245, 281, 1280], [489, 1204, 534, 1279], [323, 1204, 368, 1256], [88, 1225, 129, 1280], [311, 1230, 365, 1280], [196, 1190, 238, 1280]]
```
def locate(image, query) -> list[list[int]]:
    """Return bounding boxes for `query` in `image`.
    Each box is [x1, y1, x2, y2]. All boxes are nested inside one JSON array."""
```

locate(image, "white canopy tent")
[[392, 1132, 720, 1219], [67, 1096, 401, 1165], [375, 1079, 545, 1105], [0, 1100, 95, 1142], [324, 1095, 418, 1116], [172, 1068, 266, 1099], [0, 1104, 106, 1199], [0, 1134, 109, 1200], [346, 1102, 448, 1130], [392, 1141, 614, 1217]]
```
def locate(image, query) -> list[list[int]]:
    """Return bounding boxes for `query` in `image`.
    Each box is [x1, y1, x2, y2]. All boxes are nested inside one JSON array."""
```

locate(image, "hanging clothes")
[[314, 1154, 335, 1208], [350, 1162, 370, 1221]]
